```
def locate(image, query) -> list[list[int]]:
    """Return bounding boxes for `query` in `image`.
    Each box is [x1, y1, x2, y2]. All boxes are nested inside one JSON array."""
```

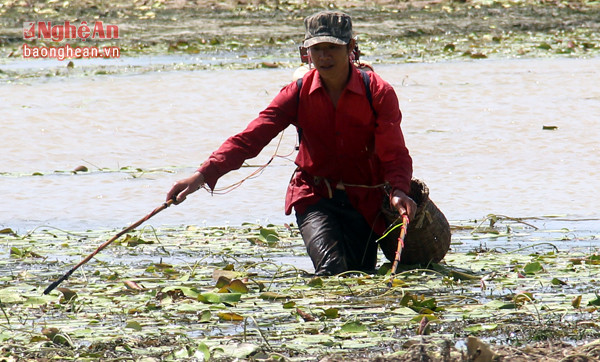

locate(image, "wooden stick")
[[43, 199, 174, 295], [388, 214, 409, 287]]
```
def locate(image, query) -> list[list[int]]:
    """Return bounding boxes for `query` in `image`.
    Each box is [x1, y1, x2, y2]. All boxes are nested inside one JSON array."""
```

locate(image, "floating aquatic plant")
[[1, 217, 600, 360]]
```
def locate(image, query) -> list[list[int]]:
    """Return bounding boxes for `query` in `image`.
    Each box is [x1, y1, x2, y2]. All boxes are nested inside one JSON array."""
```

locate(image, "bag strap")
[[295, 77, 304, 149], [359, 69, 376, 116]]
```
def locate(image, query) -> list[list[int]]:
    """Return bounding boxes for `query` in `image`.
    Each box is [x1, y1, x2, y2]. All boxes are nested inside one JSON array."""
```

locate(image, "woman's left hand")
[[390, 189, 417, 220]]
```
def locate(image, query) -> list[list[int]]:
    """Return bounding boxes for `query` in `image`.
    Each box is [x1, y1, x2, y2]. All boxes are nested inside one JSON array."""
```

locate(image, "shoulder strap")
[[295, 77, 303, 150], [359, 69, 377, 117], [296, 77, 303, 103]]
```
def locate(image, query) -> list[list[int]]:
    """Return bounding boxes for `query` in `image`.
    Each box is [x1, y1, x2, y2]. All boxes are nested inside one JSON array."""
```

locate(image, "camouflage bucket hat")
[[303, 11, 352, 48]]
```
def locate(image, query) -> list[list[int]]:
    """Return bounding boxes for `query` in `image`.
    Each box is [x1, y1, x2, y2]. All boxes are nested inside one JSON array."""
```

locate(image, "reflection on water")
[[1, 57, 599, 232]]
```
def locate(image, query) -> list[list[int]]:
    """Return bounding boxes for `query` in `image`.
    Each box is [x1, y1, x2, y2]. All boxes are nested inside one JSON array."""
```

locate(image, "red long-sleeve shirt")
[[199, 65, 412, 235]]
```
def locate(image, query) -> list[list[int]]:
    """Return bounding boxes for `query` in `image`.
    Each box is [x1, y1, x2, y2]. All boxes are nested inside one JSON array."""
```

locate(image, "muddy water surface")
[[1, 56, 599, 232]]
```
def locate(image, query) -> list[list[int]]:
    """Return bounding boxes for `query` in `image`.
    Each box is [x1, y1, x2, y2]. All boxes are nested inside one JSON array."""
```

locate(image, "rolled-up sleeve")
[[199, 82, 299, 190]]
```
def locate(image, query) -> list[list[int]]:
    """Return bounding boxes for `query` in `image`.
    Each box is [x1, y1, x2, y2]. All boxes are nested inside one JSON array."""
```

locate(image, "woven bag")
[[379, 179, 451, 265]]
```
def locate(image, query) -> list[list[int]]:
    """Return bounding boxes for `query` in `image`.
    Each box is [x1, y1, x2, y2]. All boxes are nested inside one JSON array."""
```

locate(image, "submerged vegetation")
[[2, 216, 600, 360]]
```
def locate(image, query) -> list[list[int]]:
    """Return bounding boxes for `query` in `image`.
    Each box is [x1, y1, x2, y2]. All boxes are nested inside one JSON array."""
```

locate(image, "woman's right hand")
[[166, 171, 205, 204]]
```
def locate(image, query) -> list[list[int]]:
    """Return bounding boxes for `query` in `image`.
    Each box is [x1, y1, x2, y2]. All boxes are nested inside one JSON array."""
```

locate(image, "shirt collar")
[[308, 63, 365, 97]]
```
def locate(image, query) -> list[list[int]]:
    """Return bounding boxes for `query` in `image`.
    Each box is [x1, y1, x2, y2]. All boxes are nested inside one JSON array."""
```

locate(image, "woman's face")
[[308, 42, 350, 78]]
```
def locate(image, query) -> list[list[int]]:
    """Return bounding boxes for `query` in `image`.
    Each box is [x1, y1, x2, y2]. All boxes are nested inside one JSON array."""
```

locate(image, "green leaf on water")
[[215, 276, 231, 288], [283, 301, 296, 309], [588, 294, 600, 306], [259, 227, 279, 240], [173, 347, 191, 359], [524, 261, 543, 274], [9, 247, 40, 259], [42, 327, 73, 347], [249, 227, 281, 246], [57, 287, 78, 302], [0, 228, 16, 236], [410, 314, 439, 323], [400, 293, 440, 313], [538, 42, 552, 50], [199, 292, 241, 304], [339, 321, 367, 333], [0, 332, 11, 343], [126, 320, 142, 331], [25, 295, 54, 306], [197, 342, 211, 360], [161, 286, 200, 299], [121, 234, 153, 247], [220, 279, 249, 294], [572, 295, 582, 309], [217, 312, 244, 321], [199, 310, 212, 323], [323, 308, 339, 319], [227, 343, 260, 358], [515, 292, 535, 304], [0, 287, 24, 303], [259, 292, 288, 301], [307, 277, 323, 287], [498, 303, 518, 309], [448, 270, 480, 281], [377, 263, 392, 275], [9, 247, 22, 257], [212, 269, 240, 281], [464, 323, 498, 332], [389, 278, 408, 287]]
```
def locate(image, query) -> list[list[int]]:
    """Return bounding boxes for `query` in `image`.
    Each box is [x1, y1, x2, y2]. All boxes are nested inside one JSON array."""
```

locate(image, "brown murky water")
[[1, 56, 599, 232]]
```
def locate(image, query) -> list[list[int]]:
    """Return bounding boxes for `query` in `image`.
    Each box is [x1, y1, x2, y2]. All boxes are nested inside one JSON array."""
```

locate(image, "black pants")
[[296, 190, 379, 276]]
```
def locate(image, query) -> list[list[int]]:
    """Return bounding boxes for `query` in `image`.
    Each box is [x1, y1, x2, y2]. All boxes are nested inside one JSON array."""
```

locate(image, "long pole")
[[43, 199, 174, 295], [388, 214, 409, 287]]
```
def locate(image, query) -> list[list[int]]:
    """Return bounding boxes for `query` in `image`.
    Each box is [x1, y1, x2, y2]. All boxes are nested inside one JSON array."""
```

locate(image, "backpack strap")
[[296, 77, 303, 102], [359, 69, 377, 117], [295, 77, 304, 150], [296, 69, 375, 148]]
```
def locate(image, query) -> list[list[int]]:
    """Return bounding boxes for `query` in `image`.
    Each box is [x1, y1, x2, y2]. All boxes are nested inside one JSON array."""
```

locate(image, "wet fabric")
[[296, 189, 380, 275]]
